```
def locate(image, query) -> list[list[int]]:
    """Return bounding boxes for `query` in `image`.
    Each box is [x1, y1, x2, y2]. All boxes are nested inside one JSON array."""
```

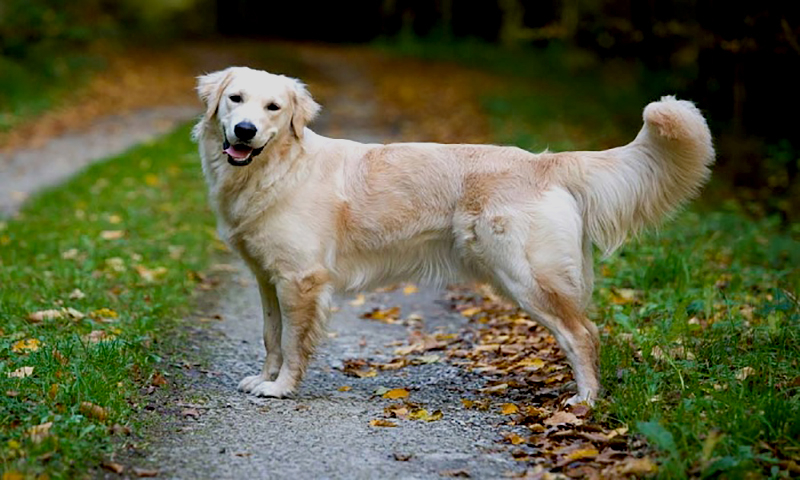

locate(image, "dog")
[[193, 66, 714, 405]]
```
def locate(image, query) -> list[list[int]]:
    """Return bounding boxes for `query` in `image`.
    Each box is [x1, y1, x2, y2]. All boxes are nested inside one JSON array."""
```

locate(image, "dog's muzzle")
[[223, 138, 265, 167]]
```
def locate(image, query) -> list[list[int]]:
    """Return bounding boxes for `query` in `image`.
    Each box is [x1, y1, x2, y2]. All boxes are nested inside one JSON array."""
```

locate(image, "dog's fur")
[[194, 66, 714, 405]]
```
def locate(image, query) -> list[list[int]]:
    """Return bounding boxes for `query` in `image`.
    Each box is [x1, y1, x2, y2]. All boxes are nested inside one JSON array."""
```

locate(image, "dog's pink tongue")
[[224, 145, 252, 160]]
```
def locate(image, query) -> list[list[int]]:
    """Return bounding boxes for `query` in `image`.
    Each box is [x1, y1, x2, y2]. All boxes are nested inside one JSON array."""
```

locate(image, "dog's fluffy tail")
[[576, 96, 715, 255]]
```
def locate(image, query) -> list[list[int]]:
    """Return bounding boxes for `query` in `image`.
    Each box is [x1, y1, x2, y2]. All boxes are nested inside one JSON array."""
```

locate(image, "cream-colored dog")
[[194, 66, 714, 405]]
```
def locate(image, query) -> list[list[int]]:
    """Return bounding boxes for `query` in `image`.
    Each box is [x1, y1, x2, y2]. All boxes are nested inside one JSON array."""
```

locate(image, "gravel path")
[[0, 105, 199, 217], [140, 55, 524, 479]]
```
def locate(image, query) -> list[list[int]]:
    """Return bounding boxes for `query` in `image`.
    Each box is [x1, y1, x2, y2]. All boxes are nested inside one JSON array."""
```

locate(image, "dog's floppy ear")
[[290, 79, 321, 139], [197, 68, 234, 123]]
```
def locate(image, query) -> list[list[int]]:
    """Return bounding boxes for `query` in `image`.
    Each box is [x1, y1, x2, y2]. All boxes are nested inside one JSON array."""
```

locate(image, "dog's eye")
[[229, 94, 242, 103], [267, 103, 281, 111]]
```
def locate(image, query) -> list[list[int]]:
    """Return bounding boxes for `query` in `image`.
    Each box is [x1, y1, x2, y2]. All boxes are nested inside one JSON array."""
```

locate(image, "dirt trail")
[[139, 51, 524, 479], [0, 106, 199, 216]]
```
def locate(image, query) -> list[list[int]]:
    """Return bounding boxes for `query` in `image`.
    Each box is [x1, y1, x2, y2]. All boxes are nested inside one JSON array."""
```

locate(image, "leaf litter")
[[344, 284, 654, 477]]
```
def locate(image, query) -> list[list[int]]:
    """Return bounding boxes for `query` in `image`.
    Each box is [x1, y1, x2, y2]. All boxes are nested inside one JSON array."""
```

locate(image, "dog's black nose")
[[234, 122, 257, 141]]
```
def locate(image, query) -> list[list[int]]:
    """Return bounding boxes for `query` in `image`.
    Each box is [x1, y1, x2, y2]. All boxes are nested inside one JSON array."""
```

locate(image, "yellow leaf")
[[338, 386, 351, 392], [7, 366, 34, 378], [383, 388, 409, 399], [3, 471, 24, 480], [7, 440, 21, 450], [566, 448, 599, 461], [108, 214, 122, 224], [460, 307, 481, 317], [505, 433, 525, 445], [515, 357, 545, 370], [144, 174, 160, 186], [409, 408, 443, 422], [500, 403, 519, 415], [403, 284, 418, 295], [90, 308, 118, 321], [12, 338, 41, 353], [369, 419, 397, 427]]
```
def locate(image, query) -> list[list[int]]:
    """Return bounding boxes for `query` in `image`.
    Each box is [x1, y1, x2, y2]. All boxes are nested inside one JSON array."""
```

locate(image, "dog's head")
[[196, 67, 320, 166]]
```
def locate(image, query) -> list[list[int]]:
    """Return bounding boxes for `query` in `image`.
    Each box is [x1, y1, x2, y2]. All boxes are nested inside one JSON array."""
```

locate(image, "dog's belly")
[[331, 233, 472, 293]]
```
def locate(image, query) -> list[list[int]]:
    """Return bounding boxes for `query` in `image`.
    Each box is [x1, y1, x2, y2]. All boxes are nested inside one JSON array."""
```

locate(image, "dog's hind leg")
[[250, 270, 332, 398], [238, 278, 283, 392], [473, 189, 600, 405]]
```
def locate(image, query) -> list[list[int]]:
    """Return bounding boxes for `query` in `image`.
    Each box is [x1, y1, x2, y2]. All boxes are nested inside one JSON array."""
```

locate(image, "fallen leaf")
[[369, 419, 397, 427], [500, 403, 519, 415], [132, 467, 159, 478], [108, 214, 122, 224], [151, 372, 168, 386], [101, 461, 124, 474], [480, 383, 508, 395], [409, 408, 443, 422], [393, 452, 412, 461], [135, 265, 168, 283], [27, 422, 53, 444], [735, 366, 756, 381], [1, 471, 24, 480], [7, 366, 34, 378], [144, 174, 160, 186], [565, 448, 599, 461], [383, 388, 410, 400], [80, 401, 109, 421], [544, 411, 582, 427], [27, 309, 63, 322], [417, 354, 440, 364], [460, 307, 482, 317], [100, 230, 125, 240], [617, 457, 657, 475], [403, 284, 418, 295], [12, 338, 41, 353], [48, 383, 59, 400], [504, 432, 526, 445], [361, 306, 401, 323], [338, 385, 351, 392]]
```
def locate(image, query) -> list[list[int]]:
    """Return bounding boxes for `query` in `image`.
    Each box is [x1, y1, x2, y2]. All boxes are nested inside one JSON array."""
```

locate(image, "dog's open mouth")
[[223, 139, 264, 167]]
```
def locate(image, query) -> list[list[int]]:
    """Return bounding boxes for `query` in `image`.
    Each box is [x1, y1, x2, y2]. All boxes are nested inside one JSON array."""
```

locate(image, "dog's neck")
[[199, 122, 315, 230]]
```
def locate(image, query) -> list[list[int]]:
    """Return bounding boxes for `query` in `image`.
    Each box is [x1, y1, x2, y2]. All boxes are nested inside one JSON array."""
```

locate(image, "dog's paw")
[[565, 393, 595, 407], [251, 380, 294, 398], [238, 374, 269, 393]]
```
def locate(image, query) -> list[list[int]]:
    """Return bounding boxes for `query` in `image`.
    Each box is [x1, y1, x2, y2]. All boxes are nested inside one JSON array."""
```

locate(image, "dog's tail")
[[575, 96, 715, 255]]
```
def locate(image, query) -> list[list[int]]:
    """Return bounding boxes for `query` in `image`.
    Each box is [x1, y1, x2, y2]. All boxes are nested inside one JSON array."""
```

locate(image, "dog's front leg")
[[249, 271, 331, 398], [238, 278, 282, 392]]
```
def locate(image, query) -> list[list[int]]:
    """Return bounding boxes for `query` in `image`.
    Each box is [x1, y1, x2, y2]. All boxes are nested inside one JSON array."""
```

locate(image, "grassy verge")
[[0, 124, 216, 477], [382, 39, 800, 477]]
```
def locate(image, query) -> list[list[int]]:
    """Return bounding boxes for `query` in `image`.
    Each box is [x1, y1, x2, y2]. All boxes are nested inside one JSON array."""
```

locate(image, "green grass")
[[596, 212, 800, 478], [0, 52, 104, 132], [381, 38, 800, 477], [0, 124, 216, 477]]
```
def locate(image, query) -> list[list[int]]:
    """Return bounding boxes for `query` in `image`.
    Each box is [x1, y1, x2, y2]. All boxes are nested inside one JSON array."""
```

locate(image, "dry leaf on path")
[[383, 388, 409, 400], [370, 419, 397, 427], [500, 403, 519, 415], [544, 411, 582, 427]]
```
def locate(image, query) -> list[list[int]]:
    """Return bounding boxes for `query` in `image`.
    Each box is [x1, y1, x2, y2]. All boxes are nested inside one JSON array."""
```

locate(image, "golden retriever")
[[194, 66, 714, 405]]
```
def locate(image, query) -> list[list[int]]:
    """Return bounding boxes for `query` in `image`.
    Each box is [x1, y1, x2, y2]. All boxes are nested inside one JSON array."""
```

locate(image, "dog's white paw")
[[238, 374, 269, 393], [251, 380, 294, 398], [565, 393, 595, 407]]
